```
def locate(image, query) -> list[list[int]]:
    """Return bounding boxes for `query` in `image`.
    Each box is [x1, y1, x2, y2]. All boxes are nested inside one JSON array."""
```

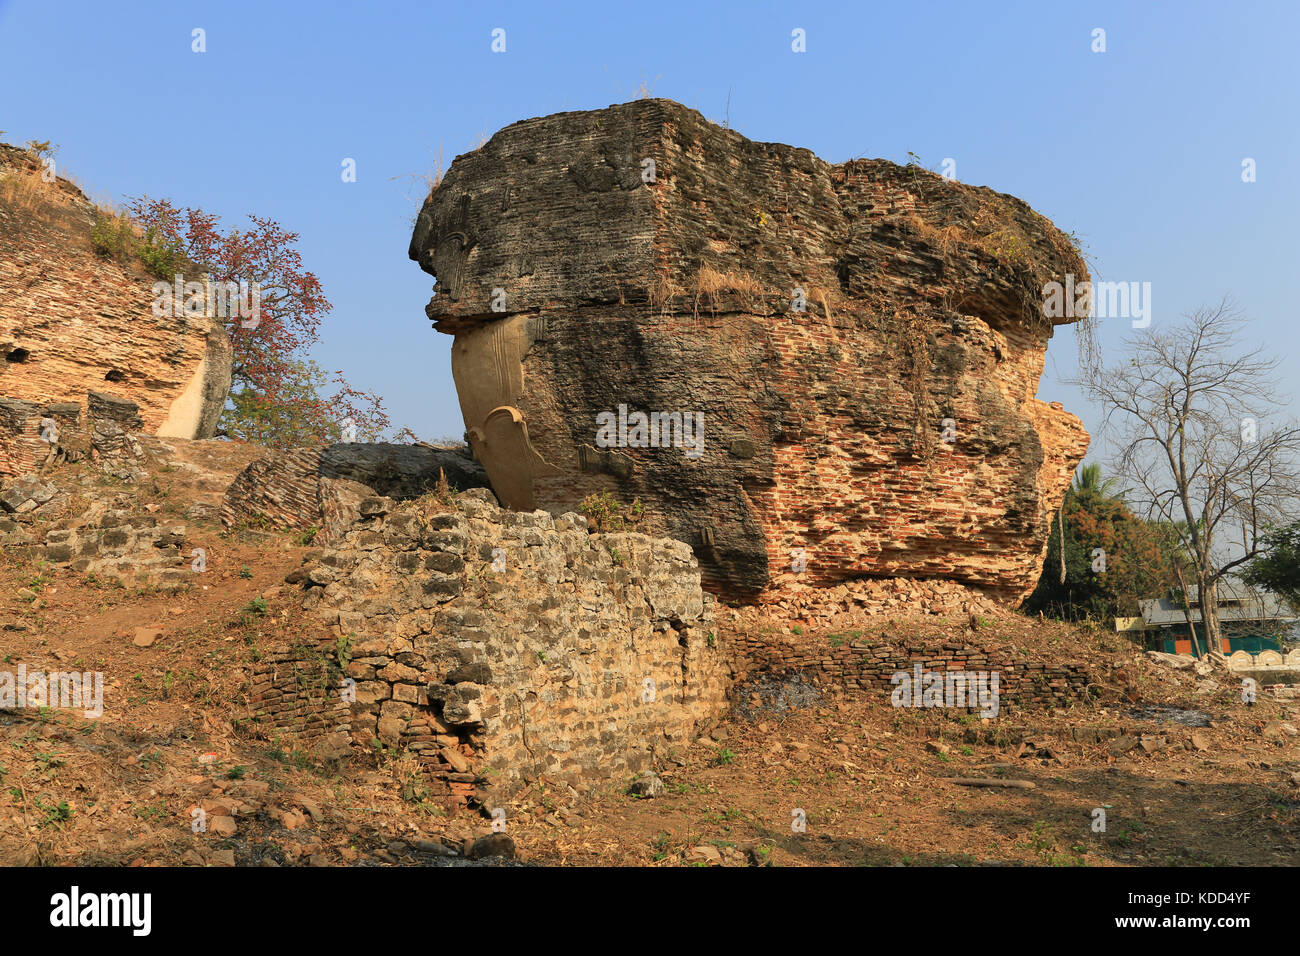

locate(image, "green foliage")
[[335, 633, 354, 669], [89, 210, 136, 261], [1018, 821, 1086, 866], [220, 359, 375, 449], [34, 797, 73, 829], [234, 597, 269, 628], [135, 225, 184, 278], [89, 212, 182, 280], [1242, 521, 1300, 609], [1024, 463, 1185, 622]]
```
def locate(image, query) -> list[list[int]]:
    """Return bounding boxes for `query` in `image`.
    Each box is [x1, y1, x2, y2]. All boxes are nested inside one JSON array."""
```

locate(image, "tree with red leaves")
[[127, 196, 394, 447]]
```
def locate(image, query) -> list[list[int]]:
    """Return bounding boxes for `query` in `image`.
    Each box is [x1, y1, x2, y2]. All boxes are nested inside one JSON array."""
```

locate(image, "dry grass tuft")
[[693, 264, 766, 316], [390, 144, 445, 227], [907, 215, 966, 255], [649, 268, 683, 315], [0, 164, 55, 219]]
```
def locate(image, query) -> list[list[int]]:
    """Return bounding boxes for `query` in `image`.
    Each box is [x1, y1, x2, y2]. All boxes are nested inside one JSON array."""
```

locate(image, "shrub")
[[135, 225, 183, 278], [90, 210, 136, 261]]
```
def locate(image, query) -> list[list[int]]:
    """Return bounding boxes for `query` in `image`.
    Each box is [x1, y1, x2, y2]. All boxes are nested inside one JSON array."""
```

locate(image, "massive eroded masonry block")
[[409, 99, 1089, 605]]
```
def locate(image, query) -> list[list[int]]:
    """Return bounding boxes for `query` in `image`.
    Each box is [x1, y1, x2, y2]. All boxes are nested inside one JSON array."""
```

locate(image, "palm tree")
[[1070, 462, 1123, 503]]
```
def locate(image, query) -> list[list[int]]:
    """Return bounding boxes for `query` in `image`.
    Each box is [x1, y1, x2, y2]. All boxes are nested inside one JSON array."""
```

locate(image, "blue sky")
[[2, 0, 1296, 463]]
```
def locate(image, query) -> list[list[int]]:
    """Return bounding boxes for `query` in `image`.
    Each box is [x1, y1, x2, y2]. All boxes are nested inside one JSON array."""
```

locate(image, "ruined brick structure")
[[273, 488, 728, 804], [409, 99, 1090, 605], [728, 629, 1092, 713], [221, 442, 490, 542], [0, 143, 231, 477]]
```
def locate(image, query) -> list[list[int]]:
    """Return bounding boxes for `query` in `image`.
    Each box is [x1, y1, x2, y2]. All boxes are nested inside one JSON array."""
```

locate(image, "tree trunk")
[[1201, 576, 1221, 653], [1174, 563, 1203, 657]]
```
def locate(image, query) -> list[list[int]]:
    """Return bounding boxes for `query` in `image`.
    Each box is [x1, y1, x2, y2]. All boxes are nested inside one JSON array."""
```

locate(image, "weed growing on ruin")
[[712, 747, 736, 767], [377, 744, 442, 811], [24, 140, 57, 162], [433, 467, 455, 504], [134, 226, 184, 279], [579, 491, 644, 532], [693, 264, 767, 318], [335, 633, 353, 669], [298, 525, 318, 545]]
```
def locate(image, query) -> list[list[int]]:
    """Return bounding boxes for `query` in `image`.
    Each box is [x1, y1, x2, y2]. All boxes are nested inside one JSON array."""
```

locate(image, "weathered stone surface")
[[0, 473, 56, 513], [264, 489, 729, 804], [0, 143, 232, 467], [36, 510, 191, 589], [409, 99, 1089, 604], [628, 770, 667, 798], [221, 442, 491, 540]]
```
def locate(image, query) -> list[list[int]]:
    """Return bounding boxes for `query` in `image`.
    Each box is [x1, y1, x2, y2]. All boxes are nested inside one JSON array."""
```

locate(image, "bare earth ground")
[[1, 454, 1298, 867]]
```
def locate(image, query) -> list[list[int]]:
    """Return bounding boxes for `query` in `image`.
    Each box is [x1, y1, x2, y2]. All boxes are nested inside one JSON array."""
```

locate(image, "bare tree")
[[1072, 299, 1300, 655]]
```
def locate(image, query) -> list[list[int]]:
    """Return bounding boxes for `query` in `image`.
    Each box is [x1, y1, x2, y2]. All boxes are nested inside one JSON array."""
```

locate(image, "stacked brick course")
[[728, 627, 1092, 713], [220, 442, 490, 541], [245, 641, 353, 761], [265, 488, 729, 805]]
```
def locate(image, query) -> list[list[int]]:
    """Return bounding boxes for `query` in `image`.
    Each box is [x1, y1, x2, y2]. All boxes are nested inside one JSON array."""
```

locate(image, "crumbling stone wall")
[[0, 143, 232, 450], [2, 390, 154, 480], [409, 99, 1090, 605], [729, 629, 1092, 713], [0, 395, 83, 476], [37, 512, 190, 589], [295, 488, 729, 805]]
